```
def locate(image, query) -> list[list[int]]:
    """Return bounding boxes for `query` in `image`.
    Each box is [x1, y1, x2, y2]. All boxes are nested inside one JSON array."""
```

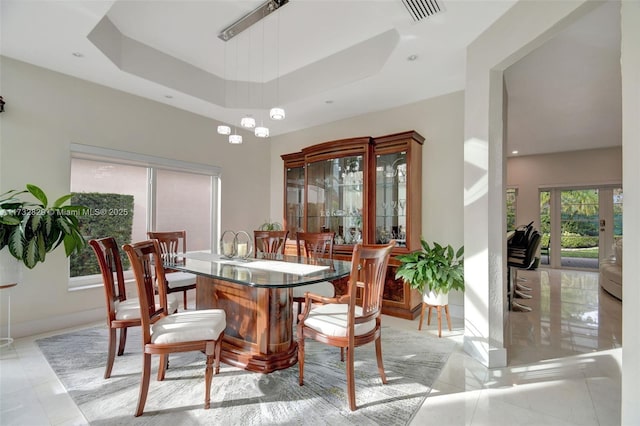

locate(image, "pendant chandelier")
[[215, 0, 288, 143]]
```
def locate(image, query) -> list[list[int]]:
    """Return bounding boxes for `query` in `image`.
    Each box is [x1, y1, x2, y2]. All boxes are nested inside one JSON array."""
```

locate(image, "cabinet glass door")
[[375, 152, 407, 247], [285, 165, 305, 236], [306, 155, 364, 246]]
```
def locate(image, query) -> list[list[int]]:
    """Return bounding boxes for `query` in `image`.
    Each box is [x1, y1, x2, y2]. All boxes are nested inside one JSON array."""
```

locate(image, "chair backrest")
[[254, 230, 289, 258], [347, 241, 396, 324], [147, 230, 187, 266], [295, 232, 335, 260], [89, 237, 127, 321], [123, 240, 169, 341], [525, 231, 542, 268]]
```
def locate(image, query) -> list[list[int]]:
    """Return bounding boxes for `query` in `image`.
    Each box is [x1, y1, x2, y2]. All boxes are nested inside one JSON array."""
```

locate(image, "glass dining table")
[[166, 252, 351, 373]]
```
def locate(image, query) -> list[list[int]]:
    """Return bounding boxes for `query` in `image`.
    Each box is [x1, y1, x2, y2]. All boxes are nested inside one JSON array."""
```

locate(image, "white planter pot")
[[423, 290, 448, 306], [0, 249, 23, 286]]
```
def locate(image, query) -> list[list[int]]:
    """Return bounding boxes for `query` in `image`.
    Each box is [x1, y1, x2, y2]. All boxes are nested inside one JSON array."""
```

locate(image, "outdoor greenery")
[[395, 239, 464, 295], [0, 185, 86, 269], [537, 190, 623, 261], [70, 193, 134, 277]]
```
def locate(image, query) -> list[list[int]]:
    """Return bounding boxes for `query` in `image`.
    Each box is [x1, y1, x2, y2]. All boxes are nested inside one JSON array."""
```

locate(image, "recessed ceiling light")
[[72, 52, 84, 58], [407, 54, 418, 61], [511, 150, 519, 155]]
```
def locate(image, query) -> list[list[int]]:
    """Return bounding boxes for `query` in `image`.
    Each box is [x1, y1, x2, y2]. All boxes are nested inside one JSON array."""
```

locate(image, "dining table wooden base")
[[195, 275, 298, 373]]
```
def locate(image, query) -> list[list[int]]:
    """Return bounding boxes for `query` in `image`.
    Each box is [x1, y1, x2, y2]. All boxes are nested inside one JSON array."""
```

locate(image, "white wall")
[[507, 147, 622, 229], [269, 92, 466, 308], [620, 1, 640, 423], [0, 57, 271, 337]]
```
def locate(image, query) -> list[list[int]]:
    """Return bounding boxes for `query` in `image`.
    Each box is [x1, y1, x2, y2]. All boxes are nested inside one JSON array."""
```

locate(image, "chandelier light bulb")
[[240, 116, 256, 128], [229, 134, 243, 144], [255, 126, 270, 138], [269, 107, 285, 120], [217, 125, 231, 135]]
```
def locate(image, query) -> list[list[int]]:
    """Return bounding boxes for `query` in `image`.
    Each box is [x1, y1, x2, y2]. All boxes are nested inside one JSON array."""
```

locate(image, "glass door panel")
[[306, 156, 363, 246], [375, 152, 407, 248], [613, 188, 623, 242], [540, 190, 551, 266], [284, 165, 305, 236], [560, 189, 599, 269]]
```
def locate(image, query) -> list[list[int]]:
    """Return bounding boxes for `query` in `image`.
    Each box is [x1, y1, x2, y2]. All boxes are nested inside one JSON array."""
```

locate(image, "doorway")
[[539, 187, 622, 269]]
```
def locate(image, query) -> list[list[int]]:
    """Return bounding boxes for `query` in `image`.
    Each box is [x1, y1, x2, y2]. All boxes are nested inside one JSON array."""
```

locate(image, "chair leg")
[[183, 290, 188, 310], [135, 353, 152, 417], [418, 302, 427, 331], [346, 343, 356, 411], [117, 327, 127, 356], [105, 328, 117, 379], [297, 334, 305, 386], [214, 338, 222, 375], [204, 341, 215, 410], [375, 335, 387, 384], [157, 354, 168, 381]]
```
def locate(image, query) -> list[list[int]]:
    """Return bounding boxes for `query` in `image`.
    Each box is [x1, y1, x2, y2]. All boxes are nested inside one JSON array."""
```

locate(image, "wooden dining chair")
[[89, 237, 179, 379], [293, 232, 336, 321], [147, 230, 196, 309], [253, 230, 289, 259], [297, 240, 395, 411], [123, 239, 226, 417]]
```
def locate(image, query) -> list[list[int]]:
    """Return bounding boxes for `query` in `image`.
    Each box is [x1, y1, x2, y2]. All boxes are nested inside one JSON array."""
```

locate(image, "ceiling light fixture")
[[218, 0, 289, 41], [269, 9, 285, 121], [229, 133, 243, 144], [218, 0, 289, 141], [269, 107, 285, 120], [255, 126, 270, 138], [240, 116, 256, 128]]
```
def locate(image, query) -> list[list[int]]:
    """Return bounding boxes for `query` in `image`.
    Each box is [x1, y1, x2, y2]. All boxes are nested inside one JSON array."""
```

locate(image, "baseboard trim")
[[11, 308, 103, 339]]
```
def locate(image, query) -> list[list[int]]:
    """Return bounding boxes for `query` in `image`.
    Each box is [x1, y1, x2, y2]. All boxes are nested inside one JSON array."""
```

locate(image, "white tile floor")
[[0, 268, 622, 425]]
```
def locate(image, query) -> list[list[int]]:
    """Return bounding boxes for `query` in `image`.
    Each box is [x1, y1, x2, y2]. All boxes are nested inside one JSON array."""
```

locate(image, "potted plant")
[[0, 184, 86, 269], [395, 238, 464, 306], [258, 220, 283, 231]]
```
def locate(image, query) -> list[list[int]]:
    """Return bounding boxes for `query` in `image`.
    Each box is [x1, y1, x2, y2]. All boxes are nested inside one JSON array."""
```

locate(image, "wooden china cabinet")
[[282, 130, 424, 319]]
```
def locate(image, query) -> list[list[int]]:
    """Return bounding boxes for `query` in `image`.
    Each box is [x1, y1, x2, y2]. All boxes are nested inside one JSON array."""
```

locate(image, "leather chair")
[[123, 239, 226, 417], [89, 237, 179, 379], [297, 241, 396, 411], [253, 230, 289, 259], [293, 232, 336, 321], [507, 230, 541, 312], [147, 230, 196, 309]]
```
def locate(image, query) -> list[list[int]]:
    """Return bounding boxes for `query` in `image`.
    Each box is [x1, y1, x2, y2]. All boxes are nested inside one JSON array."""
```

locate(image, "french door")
[[539, 187, 622, 269]]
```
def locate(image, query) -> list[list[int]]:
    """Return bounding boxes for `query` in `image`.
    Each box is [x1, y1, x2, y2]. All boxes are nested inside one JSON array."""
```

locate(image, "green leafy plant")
[[0, 184, 86, 269], [70, 192, 134, 277], [258, 220, 283, 231], [395, 239, 464, 295]]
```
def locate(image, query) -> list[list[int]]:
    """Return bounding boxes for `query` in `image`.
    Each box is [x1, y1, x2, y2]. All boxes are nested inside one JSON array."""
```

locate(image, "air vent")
[[401, 0, 443, 22]]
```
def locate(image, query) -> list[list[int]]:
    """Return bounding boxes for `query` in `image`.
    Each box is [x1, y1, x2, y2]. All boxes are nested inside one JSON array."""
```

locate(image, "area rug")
[[36, 325, 455, 425]]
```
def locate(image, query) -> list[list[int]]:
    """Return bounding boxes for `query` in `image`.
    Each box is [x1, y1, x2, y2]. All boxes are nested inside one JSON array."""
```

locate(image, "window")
[[69, 144, 220, 289]]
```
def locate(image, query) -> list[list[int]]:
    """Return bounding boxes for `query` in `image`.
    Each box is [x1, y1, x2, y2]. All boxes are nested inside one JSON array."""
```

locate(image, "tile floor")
[[0, 268, 622, 425]]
